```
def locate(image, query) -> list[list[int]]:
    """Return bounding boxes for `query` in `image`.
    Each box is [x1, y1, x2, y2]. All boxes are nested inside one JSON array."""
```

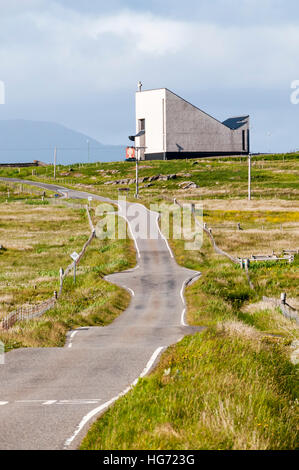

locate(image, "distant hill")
[[0, 120, 125, 164]]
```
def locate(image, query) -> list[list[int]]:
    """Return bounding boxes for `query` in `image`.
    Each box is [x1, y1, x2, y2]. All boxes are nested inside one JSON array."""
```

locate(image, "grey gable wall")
[[165, 89, 249, 154]]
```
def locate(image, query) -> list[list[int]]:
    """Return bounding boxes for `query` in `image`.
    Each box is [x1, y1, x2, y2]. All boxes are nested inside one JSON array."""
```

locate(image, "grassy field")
[[80, 229, 298, 450], [0, 182, 135, 351], [0, 156, 298, 449], [1, 152, 298, 203], [81, 328, 298, 450]]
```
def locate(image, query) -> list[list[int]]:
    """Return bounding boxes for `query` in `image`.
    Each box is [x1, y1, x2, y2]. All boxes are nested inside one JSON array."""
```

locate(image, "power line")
[[0, 147, 125, 151]]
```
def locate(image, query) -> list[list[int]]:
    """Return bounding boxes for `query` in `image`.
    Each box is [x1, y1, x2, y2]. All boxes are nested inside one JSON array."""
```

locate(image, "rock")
[[178, 181, 197, 189], [148, 175, 160, 182]]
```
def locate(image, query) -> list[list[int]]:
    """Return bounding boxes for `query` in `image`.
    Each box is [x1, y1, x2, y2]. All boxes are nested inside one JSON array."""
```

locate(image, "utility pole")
[[135, 147, 139, 198], [87, 140, 90, 164], [54, 147, 57, 180], [248, 152, 251, 201]]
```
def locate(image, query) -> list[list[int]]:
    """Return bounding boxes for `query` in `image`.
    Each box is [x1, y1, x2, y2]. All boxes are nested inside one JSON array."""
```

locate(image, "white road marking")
[[180, 280, 187, 326], [15, 400, 45, 404], [124, 286, 135, 297], [0, 401, 8, 406], [57, 399, 101, 405], [64, 346, 165, 449], [11, 399, 101, 407], [116, 203, 141, 259], [155, 214, 174, 258], [181, 308, 187, 327], [179, 274, 201, 327], [124, 264, 140, 273], [68, 330, 78, 348]]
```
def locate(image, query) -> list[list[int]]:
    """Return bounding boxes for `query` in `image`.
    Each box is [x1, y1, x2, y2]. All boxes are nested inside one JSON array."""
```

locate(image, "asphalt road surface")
[[0, 178, 203, 450]]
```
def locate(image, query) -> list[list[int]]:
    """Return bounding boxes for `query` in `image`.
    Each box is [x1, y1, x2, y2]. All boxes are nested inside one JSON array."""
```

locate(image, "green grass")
[[80, 328, 298, 450], [78, 155, 298, 450], [1, 236, 135, 351], [80, 224, 298, 450], [0, 194, 136, 350], [1, 157, 298, 450], [1, 153, 298, 202]]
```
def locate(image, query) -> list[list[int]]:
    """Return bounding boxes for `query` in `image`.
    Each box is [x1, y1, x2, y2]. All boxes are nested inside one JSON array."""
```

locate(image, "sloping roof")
[[222, 116, 249, 130], [137, 88, 250, 131]]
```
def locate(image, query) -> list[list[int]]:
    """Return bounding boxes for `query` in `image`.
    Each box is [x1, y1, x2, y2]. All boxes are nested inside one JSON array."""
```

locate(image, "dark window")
[[139, 119, 145, 131], [242, 130, 246, 151]]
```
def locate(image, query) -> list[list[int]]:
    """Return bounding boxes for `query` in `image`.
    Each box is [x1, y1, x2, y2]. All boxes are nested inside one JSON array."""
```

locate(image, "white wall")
[[135, 88, 249, 157], [135, 89, 166, 155]]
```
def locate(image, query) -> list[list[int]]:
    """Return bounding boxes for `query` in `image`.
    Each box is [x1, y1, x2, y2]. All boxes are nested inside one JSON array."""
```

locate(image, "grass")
[[80, 226, 299, 450], [1, 156, 298, 450], [81, 328, 298, 450], [1, 153, 298, 203], [0, 183, 136, 350], [78, 155, 298, 451]]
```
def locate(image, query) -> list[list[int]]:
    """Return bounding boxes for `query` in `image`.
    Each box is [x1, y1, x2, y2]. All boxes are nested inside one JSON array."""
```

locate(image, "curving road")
[[0, 179, 202, 450]]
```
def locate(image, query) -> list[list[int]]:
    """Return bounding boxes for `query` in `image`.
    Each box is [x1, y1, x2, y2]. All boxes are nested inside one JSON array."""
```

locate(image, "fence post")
[[280, 292, 286, 305]]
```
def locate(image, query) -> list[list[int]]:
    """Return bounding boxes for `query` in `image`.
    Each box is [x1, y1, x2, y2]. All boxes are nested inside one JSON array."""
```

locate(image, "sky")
[[0, 0, 299, 153]]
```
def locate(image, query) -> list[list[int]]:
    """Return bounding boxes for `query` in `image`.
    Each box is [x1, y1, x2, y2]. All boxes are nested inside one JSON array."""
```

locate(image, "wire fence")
[[0, 205, 95, 331], [0, 298, 56, 330], [263, 295, 299, 324]]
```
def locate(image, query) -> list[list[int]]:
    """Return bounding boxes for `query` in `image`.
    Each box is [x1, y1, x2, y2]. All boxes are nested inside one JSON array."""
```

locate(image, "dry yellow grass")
[[217, 320, 262, 342], [183, 198, 299, 212], [212, 229, 299, 257]]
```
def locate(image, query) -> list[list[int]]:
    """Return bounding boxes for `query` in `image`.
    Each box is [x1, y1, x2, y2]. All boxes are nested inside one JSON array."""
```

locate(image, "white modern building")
[[133, 85, 250, 160]]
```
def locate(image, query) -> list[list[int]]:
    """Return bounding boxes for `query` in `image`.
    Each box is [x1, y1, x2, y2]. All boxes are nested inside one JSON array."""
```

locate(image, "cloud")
[[0, 1, 298, 153]]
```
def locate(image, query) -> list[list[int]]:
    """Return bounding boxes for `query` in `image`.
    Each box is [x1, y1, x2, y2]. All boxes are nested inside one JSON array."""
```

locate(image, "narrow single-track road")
[[0, 178, 202, 450]]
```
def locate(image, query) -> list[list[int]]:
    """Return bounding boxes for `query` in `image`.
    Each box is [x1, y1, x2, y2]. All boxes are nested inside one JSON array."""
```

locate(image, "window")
[[139, 119, 145, 131], [242, 130, 246, 151]]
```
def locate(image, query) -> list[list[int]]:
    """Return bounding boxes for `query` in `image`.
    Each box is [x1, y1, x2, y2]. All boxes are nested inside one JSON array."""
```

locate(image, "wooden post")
[[280, 293, 286, 305], [248, 153, 251, 201], [54, 147, 57, 180]]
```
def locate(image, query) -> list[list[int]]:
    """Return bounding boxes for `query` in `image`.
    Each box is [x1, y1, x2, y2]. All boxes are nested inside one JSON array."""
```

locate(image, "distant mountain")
[[0, 120, 125, 164]]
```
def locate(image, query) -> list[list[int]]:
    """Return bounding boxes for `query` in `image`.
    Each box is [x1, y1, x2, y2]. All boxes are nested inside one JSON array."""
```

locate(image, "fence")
[[174, 199, 256, 289], [174, 199, 240, 264], [0, 205, 95, 330], [0, 297, 56, 330], [263, 294, 299, 324]]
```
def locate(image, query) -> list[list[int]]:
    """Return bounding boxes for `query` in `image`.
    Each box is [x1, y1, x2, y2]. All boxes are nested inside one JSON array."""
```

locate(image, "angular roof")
[[137, 88, 249, 131], [222, 116, 249, 130]]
